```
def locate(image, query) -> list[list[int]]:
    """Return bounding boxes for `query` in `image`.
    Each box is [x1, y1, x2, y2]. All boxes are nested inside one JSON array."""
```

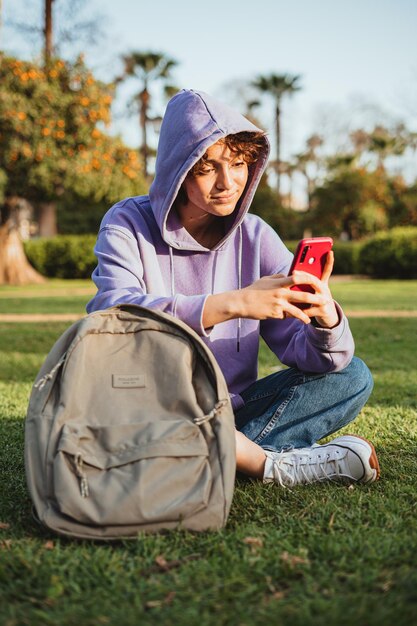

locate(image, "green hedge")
[[23, 229, 417, 280], [332, 241, 362, 275], [359, 227, 417, 279], [24, 235, 97, 279]]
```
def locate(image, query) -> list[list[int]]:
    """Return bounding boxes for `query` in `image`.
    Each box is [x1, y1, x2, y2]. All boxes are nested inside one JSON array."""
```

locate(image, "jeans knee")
[[343, 356, 374, 400]]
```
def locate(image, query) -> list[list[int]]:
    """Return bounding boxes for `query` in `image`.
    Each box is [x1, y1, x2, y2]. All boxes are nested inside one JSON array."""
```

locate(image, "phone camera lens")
[[300, 246, 310, 263]]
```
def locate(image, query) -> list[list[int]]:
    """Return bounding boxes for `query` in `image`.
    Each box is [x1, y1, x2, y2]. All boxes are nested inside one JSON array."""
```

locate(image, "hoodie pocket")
[[52, 420, 211, 526]]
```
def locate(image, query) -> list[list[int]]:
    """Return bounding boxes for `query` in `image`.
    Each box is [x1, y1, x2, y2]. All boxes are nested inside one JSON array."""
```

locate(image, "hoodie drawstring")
[[169, 246, 175, 295], [169, 228, 242, 353], [237, 225, 242, 352]]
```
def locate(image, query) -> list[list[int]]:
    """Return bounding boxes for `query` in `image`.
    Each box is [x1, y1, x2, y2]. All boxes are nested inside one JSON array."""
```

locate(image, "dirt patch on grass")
[[1, 310, 417, 322], [0, 314, 83, 322], [0, 288, 94, 298], [346, 310, 417, 317]]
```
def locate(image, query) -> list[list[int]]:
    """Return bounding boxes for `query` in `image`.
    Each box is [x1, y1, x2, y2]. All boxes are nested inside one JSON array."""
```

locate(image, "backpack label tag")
[[112, 374, 147, 388]]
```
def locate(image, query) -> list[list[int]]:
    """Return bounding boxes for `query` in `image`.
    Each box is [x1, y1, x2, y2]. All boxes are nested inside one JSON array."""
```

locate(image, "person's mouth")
[[211, 192, 237, 203]]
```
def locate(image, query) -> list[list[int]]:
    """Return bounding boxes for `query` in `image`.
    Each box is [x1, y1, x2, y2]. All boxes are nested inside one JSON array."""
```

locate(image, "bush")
[[250, 176, 305, 240], [57, 199, 108, 235], [332, 241, 362, 274], [24, 235, 97, 279], [359, 227, 417, 278], [25, 229, 417, 281]]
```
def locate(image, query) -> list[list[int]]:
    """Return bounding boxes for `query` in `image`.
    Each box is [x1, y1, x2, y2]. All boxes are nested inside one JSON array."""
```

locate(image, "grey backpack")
[[25, 305, 236, 539]]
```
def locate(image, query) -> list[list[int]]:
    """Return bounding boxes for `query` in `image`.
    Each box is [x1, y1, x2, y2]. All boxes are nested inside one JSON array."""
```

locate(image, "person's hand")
[[238, 273, 312, 324], [240, 251, 339, 328], [292, 251, 339, 328], [202, 252, 339, 329]]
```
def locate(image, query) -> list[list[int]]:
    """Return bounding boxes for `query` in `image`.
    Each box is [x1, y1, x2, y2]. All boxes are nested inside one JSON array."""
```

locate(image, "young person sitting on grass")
[[87, 89, 380, 487]]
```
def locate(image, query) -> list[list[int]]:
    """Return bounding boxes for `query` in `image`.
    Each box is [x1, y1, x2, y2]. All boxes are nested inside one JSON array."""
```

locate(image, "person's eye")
[[233, 160, 245, 167], [198, 166, 214, 175]]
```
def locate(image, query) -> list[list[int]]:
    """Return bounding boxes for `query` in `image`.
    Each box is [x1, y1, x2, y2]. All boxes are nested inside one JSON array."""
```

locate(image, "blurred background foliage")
[[0, 0, 416, 283], [0, 54, 147, 236]]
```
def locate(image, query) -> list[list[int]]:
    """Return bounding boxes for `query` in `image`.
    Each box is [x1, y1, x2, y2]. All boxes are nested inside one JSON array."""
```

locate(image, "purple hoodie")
[[87, 89, 354, 411]]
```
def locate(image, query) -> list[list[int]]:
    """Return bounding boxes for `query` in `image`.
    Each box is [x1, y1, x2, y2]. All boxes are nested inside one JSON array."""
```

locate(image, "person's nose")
[[215, 165, 233, 190]]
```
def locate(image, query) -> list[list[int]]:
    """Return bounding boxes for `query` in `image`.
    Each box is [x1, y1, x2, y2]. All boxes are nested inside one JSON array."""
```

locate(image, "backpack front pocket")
[[53, 420, 212, 526]]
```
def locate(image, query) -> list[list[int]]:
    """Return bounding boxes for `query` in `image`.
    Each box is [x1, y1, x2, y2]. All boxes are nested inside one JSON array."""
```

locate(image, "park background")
[[0, 0, 417, 277], [0, 1, 416, 625]]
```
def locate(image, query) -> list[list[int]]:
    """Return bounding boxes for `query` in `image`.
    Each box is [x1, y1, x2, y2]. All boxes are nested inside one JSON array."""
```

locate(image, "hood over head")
[[149, 89, 270, 251]]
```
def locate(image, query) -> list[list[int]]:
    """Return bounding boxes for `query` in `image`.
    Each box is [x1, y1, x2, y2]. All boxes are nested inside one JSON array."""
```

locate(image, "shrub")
[[24, 235, 97, 279], [359, 227, 417, 278], [25, 229, 417, 281], [250, 176, 304, 240], [57, 199, 108, 235], [332, 241, 362, 275]]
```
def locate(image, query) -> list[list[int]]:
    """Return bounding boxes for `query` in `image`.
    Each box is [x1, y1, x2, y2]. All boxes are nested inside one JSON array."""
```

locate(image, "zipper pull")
[[74, 453, 89, 498], [195, 399, 229, 425]]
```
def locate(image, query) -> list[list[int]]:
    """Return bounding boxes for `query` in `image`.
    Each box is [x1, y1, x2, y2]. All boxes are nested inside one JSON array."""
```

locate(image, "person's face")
[[181, 141, 249, 221]]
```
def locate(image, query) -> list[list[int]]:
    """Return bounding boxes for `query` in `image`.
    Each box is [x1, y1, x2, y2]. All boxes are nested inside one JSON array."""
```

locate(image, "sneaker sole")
[[345, 434, 381, 482]]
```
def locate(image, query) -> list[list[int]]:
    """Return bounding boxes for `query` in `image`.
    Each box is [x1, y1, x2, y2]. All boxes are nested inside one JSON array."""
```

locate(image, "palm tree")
[[252, 73, 301, 194], [350, 128, 370, 157], [294, 134, 324, 210], [274, 160, 297, 208], [368, 124, 408, 170], [118, 51, 178, 178]]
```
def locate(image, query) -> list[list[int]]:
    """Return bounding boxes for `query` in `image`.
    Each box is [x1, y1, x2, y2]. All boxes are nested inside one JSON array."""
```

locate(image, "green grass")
[[330, 278, 417, 311], [0, 278, 417, 314], [0, 296, 92, 314], [0, 282, 416, 625], [0, 323, 70, 382], [0, 279, 95, 314]]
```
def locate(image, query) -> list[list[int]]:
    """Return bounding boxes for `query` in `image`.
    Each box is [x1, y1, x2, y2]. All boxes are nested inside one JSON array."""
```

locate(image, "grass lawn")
[[330, 278, 417, 311], [0, 280, 95, 314], [1, 278, 417, 314], [0, 281, 416, 625]]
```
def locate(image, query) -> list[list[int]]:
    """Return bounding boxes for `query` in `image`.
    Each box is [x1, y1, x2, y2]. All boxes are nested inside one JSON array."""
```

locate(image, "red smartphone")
[[288, 237, 333, 305]]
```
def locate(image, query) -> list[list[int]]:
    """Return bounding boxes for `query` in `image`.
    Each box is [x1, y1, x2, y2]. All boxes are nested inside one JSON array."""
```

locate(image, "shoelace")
[[273, 448, 347, 487]]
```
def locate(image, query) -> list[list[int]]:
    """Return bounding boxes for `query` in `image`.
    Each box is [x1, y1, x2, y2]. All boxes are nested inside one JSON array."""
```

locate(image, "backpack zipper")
[[74, 453, 90, 498]]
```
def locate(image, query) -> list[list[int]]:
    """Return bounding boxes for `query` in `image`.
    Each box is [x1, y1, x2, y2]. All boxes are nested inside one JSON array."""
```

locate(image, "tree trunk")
[[44, 0, 54, 67], [287, 172, 293, 209], [306, 175, 314, 212], [275, 104, 281, 195], [38, 201, 58, 237], [139, 89, 150, 179], [0, 221, 45, 285]]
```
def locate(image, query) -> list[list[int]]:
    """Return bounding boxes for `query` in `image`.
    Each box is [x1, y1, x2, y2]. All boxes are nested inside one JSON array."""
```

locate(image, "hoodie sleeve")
[[261, 305, 354, 374], [86, 226, 211, 336]]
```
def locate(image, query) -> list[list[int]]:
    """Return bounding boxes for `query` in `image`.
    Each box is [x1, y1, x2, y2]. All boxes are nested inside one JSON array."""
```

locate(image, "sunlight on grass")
[[0, 279, 416, 315], [330, 279, 417, 311], [0, 282, 416, 626]]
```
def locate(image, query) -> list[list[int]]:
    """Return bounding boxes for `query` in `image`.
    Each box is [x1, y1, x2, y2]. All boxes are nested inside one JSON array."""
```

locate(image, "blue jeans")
[[234, 357, 373, 452]]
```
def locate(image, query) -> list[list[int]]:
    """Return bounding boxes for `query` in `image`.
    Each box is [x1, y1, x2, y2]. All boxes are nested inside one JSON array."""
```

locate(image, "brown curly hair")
[[173, 131, 267, 207], [189, 131, 267, 176]]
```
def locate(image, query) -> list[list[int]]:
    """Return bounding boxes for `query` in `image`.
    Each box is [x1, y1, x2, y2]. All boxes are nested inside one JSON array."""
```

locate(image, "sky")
[[2, 0, 417, 186]]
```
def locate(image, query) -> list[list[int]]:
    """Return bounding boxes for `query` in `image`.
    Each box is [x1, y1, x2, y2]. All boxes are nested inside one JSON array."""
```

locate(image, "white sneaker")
[[263, 435, 380, 487]]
